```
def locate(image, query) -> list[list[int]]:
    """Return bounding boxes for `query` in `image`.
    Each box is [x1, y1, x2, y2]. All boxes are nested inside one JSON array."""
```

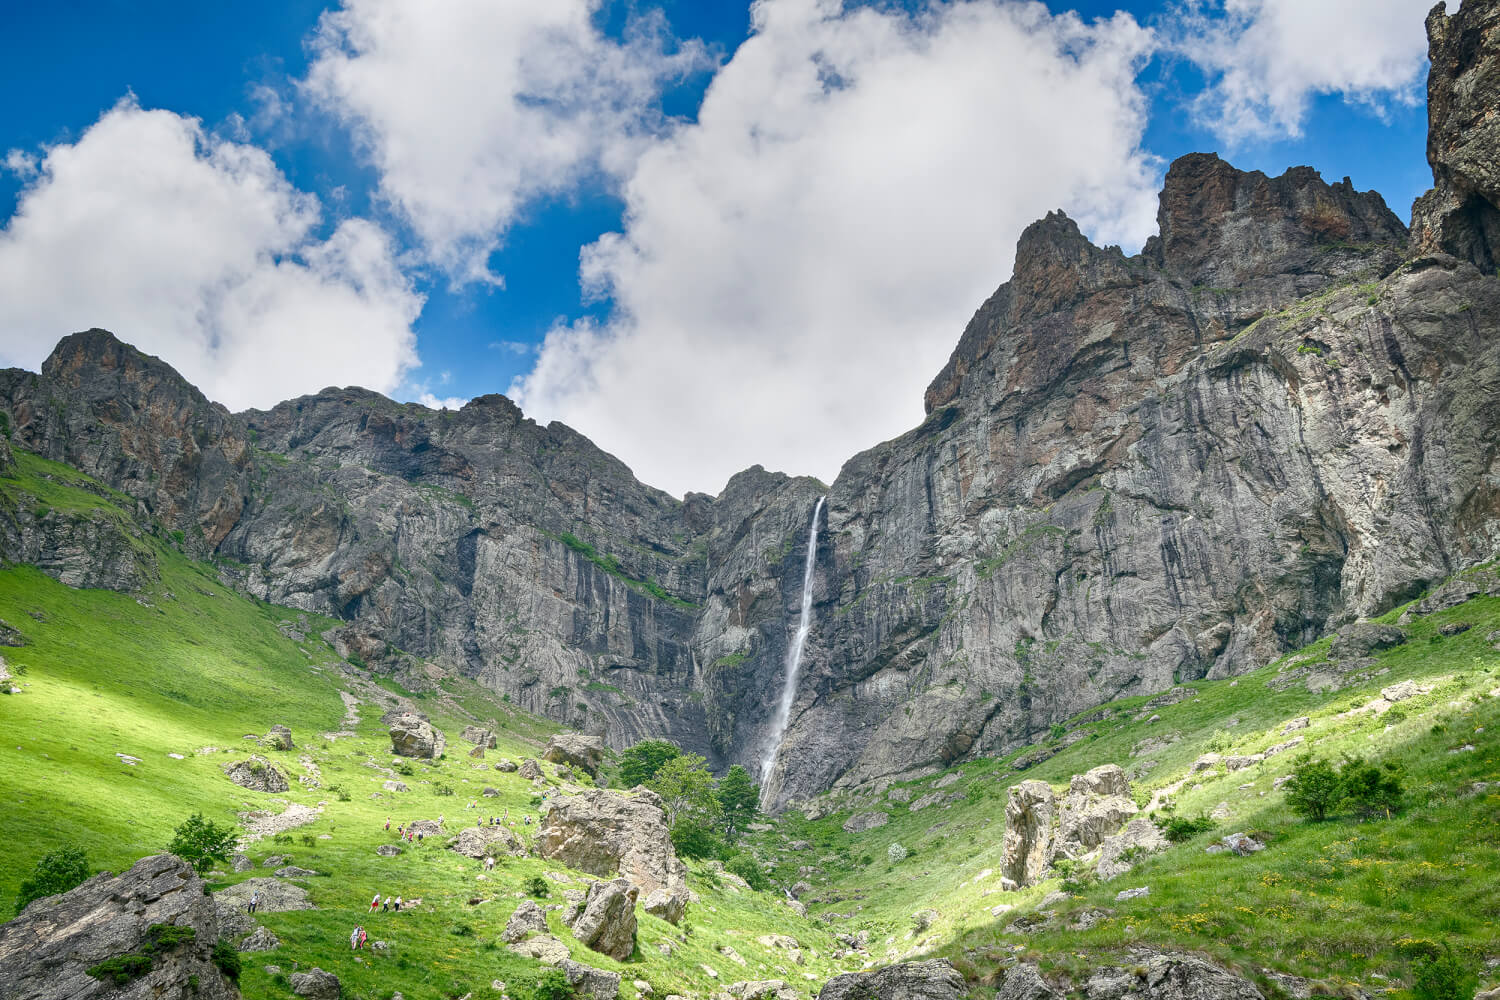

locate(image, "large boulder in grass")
[[223, 755, 289, 793], [290, 967, 342, 999], [1329, 623, 1406, 660], [462, 725, 497, 748], [451, 825, 525, 859], [503, 900, 549, 944], [265, 724, 294, 750], [1001, 781, 1057, 888], [389, 713, 445, 759], [563, 959, 623, 1000], [1081, 952, 1264, 1000], [570, 878, 638, 961], [538, 788, 688, 898], [818, 960, 968, 1000], [0, 854, 239, 1000], [544, 733, 605, 777]]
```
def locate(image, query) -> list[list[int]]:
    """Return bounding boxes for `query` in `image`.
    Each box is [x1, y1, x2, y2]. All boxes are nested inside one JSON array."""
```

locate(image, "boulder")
[[1116, 886, 1150, 901], [537, 787, 688, 897], [496, 759, 519, 772], [1081, 951, 1263, 1000], [818, 959, 967, 1000], [509, 934, 570, 965], [1001, 780, 1057, 888], [519, 758, 544, 780], [231, 853, 254, 872], [1330, 623, 1406, 660], [1224, 755, 1262, 772], [462, 725, 498, 748], [376, 844, 402, 857], [239, 926, 281, 952], [483, 786, 500, 797], [274, 866, 318, 878], [469, 745, 487, 760], [724, 981, 799, 1000], [563, 959, 623, 1000], [1283, 717, 1310, 733], [545, 733, 605, 777], [0, 854, 239, 1000], [214, 877, 314, 914], [1381, 679, 1423, 703], [1057, 765, 1138, 856], [451, 825, 525, 859], [383, 780, 409, 792], [842, 811, 889, 833], [265, 724, 294, 750], [998, 964, 1064, 1000], [389, 713, 445, 759], [503, 900, 549, 943], [223, 755, 289, 793], [642, 887, 687, 924], [1096, 817, 1170, 881], [571, 877, 638, 961], [1191, 754, 1221, 773], [290, 967, 342, 999]]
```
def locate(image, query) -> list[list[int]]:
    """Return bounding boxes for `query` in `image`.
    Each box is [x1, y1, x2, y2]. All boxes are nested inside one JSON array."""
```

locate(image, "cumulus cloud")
[[0, 98, 423, 411], [1170, 0, 1435, 141], [512, 0, 1161, 497], [303, 0, 709, 283]]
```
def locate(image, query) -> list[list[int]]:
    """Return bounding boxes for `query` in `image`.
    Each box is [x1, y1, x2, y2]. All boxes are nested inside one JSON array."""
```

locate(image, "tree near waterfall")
[[618, 739, 682, 788], [716, 764, 759, 841], [647, 753, 724, 858]]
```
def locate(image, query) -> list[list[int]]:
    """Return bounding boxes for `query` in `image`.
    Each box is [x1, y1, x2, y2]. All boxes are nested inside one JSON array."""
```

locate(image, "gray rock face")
[[503, 900, 549, 944], [290, 968, 342, 999], [223, 756, 288, 793], [570, 878, 638, 961], [214, 877, 314, 914], [1058, 765, 1138, 856], [1082, 952, 1262, 1000], [1001, 780, 1057, 888], [544, 733, 605, 777], [1330, 623, 1407, 660], [999, 965, 1063, 1000], [842, 811, 890, 833], [538, 788, 687, 897], [818, 960, 967, 1000], [450, 825, 524, 859], [239, 926, 280, 952], [6, 24, 1500, 807], [462, 725, 497, 748], [0, 853, 238, 1000], [1097, 817, 1170, 881], [389, 714, 445, 759], [518, 758, 543, 780], [563, 959, 622, 1000]]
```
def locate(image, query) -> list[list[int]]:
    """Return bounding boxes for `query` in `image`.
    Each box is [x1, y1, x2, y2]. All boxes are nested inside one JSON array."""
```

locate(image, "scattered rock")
[[451, 825, 525, 859], [1221, 833, 1265, 856], [1439, 622, 1472, 637], [545, 733, 605, 777], [911, 908, 939, 932], [0, 854, 238, 1000], [383, 780, 409, 793], [999, 964, 1063, 1000], [887, 787, 913, 803], [1283, 717, 1310, 733], [509, 934, 571, 965], [1224, 755, 1263, 772], [908, 791, 946, 812], [1081, 951, 1263, 1000], [389, 713, 445, 759], [519, 758, 544, 780], [1381, 680, 1423, 702], [1331, 623, 1407, 660], [818, 959, 967, 1000], [504, 900, 549, 943], [722, 981, 799, 1000], [483, 786, 501, 797], [842, 811, 889, 833], [1191, 754, 1222, 773], [290, 967, 342, 999], [571, 877, 638, 961], [1115, 886, 1150, 901], [496, 759, 518, 772], [643, 887, 687, 925], [239, 926, 281, 952], [231, 853, 254, 872], [275, 866, 318, 878], [1001, 780, 1057, 888], [1210, 802, 1231, 820], [214, 878, 314, 914], [223, 755, 289, 793]]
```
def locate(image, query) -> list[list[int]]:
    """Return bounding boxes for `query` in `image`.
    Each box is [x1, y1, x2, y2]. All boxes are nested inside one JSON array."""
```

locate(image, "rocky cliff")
[[2, 3, 1497, 809]]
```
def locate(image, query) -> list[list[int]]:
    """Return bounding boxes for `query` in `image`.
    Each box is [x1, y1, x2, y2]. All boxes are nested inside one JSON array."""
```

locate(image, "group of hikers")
[[369, 891, 405, 913]]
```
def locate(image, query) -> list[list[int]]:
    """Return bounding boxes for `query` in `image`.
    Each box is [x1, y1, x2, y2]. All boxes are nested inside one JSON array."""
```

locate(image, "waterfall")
[[759, 496, 826, 793]]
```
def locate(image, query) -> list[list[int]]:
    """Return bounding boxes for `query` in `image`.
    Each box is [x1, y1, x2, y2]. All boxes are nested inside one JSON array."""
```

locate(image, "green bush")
[[211, 938, 241, 982], [724, 853, 768, 891], [1205, 729, 1232, 753], [87, 953, 153, 986], [532, 967, 574, 1000], [887, 842, 907, 863], [525, 875, 551, 898], [1411, 944, 1477, 1000], [168, 813, 239, 873], [669, 816, 725, 860], [1285, 755, 1342, 822], [15, 845, 90, 914], [1338, 755, 1405, 818], [393, 760, 415, 776], [1157, 814, 1216, 843]]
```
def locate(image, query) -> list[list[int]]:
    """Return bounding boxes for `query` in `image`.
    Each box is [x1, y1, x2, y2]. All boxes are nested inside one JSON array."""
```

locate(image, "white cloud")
[[512, 0, 1161, 497], [1170, 0, 1435, 142], [415, 391, 469, 410], [303, 0, 709, 283], [0, 98, 424, 411]]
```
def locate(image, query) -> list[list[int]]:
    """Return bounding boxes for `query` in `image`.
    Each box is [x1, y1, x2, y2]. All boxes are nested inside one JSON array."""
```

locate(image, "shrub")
[[168, 813, 239, 873], [525, 875, 551, 898], [1047, 723, 1067, 744], [532, 968, 574, 1000], [434, 783, 455, 797], [328, 784, 352, 802], [87, 953, 153, 986], [1338, 755, 1405, 818], [1411, 944, 1477, 1000], [393, 760, 415, 776], [1157, 815, 1216, 844], [15, 845, 91, 914], [887, 842, 907, 863], [725, 853, 768, 891], [669, 816, 725, 860], [211, 938, 241, 983], [1205, 729, 1232, 753], [1285, 755, 1342, 822]]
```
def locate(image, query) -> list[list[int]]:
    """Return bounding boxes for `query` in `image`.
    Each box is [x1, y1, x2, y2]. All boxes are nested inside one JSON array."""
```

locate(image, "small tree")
[[724, 852, 768, 891], [15, 845, 91, 914], [619, 739, 682, 788], [168, 814, 239, 873], [716, 764, 760, 841], [1285, 755, 1342, 822], [1411, 944, 1477, 1000], [1338, 755, 1405, 818]]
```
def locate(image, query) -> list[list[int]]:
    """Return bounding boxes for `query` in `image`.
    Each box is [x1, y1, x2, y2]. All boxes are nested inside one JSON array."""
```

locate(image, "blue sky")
[[0, 0, 1439, 495]]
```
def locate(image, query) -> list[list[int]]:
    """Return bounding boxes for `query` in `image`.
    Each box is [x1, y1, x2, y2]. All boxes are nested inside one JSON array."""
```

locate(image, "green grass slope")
[[0, 451, 847, 1000], [756, 580, 1500, 994]]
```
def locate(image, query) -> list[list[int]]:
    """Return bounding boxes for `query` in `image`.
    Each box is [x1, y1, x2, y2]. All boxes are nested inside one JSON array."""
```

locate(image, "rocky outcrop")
[[842, 811, 889, 833], [818, 960, 967, 1000], [389, 714, 445, 759], [0, 853, 239, 1000], [290, 968, 342, 999], [518, 758, 543, 780], [538, 788, 687, 898], [503, 900, 549, 944], [1058, 765, 1138, 856], [1096, 817, 1170, 881], [642, 887, 686, 925], [265, 725, 294, 750], [213, 878, 314, 915], [544, 733, 605, 777], [462, 725, 497, 748], [998, 965, 1064, 1000], [1329, 623, 1407, 660], [223, 756, 289, 793], [570, 877, 638, 961], [1412, 0, 1500, 270], [1001, 781, 1058, 888], [450, 825, 524, 859], [563, 959, 622, 1000], [1081, 952, 1262, 1000]]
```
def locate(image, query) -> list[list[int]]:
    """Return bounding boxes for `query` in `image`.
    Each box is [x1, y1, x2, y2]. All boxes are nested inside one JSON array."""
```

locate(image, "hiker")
[[370, 892, 380, 912], [483, 855, 495, 871], [394, 895, 402, 912], [382, 895, 391, 912], [384, 816, 390, 831], [437, 813, 445, 828], [359, 926, 368, 949], [247, 889, 259, 914], [350, 926, 361, 951]]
